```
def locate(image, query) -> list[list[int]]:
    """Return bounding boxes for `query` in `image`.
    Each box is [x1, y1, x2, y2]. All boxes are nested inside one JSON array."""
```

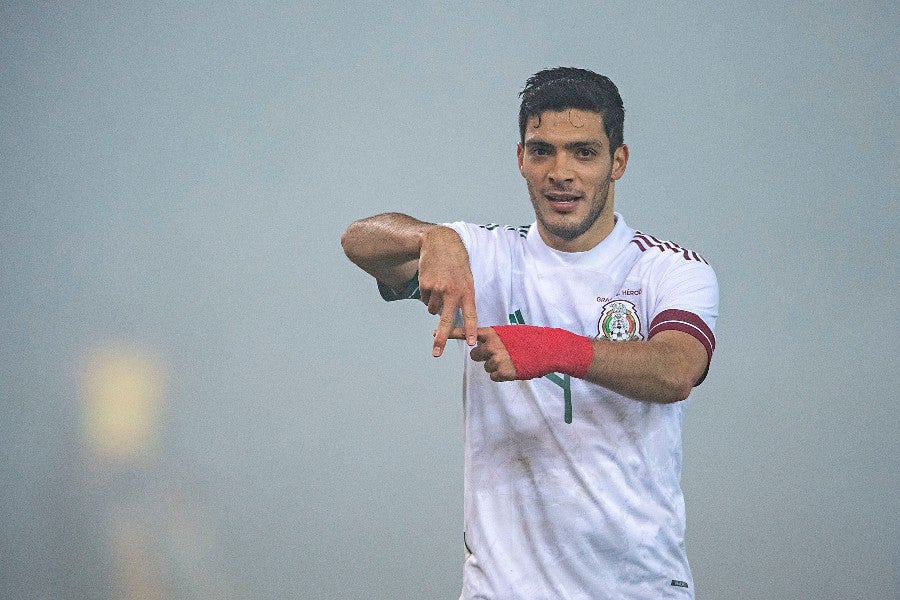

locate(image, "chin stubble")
[[530, 177, 611, 241]]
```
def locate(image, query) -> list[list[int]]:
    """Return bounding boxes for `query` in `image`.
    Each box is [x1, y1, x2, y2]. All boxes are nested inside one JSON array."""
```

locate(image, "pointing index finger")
[[432, 301, 459, 357], [461, 296, 478, 346], [446, 327, 467, 341], [448, 327, 490, 343]]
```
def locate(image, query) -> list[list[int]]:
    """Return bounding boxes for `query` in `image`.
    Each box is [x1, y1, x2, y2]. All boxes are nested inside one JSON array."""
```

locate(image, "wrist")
[[492, 325, 594, 380]]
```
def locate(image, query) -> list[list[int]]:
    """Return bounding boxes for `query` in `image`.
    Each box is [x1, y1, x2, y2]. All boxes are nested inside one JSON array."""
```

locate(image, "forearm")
[[483, 325, 707, 404], [341, 213, 437, 290], [343, 213, 478, 354], [583, 333, 707, 404]]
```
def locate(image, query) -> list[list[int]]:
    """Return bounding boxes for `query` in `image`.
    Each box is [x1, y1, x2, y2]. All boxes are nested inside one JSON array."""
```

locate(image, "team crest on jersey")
[[597, 300, 643, 342]]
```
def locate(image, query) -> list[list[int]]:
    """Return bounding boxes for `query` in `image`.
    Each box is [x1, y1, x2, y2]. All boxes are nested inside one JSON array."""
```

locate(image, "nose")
[[548, 154, 574, 184]]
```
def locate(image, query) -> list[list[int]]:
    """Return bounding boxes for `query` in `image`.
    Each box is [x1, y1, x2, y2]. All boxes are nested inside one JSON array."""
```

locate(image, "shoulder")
[[626, 229, 719, 308], [628, 230, 717, 282], [447, 221, 532, 254], [449, 221, 532, 238], [629, 230, 713, 267], [627, 230, 720, 358], [478, 223, 532, 238]]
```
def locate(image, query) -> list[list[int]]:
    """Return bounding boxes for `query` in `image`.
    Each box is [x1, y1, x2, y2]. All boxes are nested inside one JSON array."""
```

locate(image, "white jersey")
[[448, 214, 718, 600], [378, 213, 718, 599]]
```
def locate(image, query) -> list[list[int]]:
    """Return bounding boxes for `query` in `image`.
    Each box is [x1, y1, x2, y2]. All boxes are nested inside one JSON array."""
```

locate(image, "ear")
[[516, 142, 525, 175], [611, 144, 629, 181]]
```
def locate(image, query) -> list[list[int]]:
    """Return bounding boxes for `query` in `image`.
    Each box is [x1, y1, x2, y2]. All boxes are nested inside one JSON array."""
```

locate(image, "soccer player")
[[341, 67, 719, 599]]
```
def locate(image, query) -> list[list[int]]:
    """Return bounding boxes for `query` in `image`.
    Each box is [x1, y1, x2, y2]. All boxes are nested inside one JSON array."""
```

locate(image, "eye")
[[576, 147, 597, 158]]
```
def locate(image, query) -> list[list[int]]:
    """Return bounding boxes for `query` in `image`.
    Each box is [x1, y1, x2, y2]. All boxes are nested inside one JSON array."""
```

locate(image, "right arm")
[[341, 212, 432, 292], [341, 212, 478, 354]]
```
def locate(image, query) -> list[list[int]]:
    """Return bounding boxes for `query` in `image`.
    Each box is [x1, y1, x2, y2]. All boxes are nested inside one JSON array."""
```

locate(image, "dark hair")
[[518, 67, 624, 155]]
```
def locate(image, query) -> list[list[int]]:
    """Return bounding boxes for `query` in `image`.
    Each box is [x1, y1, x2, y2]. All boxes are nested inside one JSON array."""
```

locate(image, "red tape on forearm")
[[492, 325, 594, 380]]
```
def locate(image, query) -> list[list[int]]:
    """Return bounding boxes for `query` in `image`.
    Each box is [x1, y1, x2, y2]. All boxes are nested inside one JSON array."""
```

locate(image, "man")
[[341, 67, 719, 599]]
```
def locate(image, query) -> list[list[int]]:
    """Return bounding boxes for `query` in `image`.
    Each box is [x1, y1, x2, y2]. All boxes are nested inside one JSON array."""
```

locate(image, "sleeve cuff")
[[377, 272, 421, 301], [648, 309, 716, 386]]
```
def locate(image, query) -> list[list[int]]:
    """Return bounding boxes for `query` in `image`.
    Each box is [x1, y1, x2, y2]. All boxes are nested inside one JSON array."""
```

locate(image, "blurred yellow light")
[[82, 346, 165, 464]]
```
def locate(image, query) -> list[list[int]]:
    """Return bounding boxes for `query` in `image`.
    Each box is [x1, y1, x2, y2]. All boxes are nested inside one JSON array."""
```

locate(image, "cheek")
[[520, 164, 543, 185], [584, 165, 612, 187]]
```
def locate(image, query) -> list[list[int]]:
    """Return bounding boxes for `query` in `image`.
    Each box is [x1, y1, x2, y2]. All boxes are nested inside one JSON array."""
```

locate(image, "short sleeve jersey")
[[381, 214, 718, 599]]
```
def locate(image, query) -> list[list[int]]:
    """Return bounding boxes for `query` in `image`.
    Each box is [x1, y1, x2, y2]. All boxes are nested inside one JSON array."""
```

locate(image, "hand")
[[419, 227, 478, 356], [448, 327, 517, 382]]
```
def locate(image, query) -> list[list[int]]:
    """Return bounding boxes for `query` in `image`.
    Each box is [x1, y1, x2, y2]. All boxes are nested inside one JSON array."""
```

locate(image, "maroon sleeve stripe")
[[630, 232, 709, 264], [648, 309, 716, 360]]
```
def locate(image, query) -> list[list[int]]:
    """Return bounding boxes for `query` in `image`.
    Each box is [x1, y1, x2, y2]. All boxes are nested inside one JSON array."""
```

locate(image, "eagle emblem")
[[597, 300, 643, 342]]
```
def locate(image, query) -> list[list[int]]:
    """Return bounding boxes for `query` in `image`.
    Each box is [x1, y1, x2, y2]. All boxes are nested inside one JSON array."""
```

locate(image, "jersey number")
[[508, 309, 573, 424]]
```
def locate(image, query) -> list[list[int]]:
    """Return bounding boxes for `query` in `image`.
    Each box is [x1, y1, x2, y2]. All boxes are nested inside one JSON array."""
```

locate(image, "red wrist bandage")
[[492, 325, 594, 380]]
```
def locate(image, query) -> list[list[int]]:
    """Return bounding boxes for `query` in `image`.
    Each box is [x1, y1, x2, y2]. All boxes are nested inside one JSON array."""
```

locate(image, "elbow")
[[339, 228, 352, 259], [657, 356, 707, 403], [670, 375, 697, 403], [669, 383, 693, 403], [340, 223, 361, 263], [659, 373, 695, 404]]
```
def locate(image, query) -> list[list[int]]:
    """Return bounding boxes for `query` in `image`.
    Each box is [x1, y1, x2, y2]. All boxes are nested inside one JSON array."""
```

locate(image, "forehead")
[[524, 109, 606, 142]]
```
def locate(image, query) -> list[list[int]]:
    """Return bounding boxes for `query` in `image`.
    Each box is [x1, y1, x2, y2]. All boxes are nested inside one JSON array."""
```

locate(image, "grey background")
[[2, 1, 898, 599]]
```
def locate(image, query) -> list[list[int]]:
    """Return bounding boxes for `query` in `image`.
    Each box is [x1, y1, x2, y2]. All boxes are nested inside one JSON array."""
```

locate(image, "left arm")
[[449, 326, 708, 404], [584, 330, 707, 403]]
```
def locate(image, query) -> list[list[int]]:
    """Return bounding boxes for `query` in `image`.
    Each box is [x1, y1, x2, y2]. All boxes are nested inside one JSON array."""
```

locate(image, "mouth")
[[544, 191, 582, 212]]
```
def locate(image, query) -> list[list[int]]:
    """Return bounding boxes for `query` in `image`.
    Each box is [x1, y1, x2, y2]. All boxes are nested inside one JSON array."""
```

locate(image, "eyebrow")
[[524, 139, 604, 151]]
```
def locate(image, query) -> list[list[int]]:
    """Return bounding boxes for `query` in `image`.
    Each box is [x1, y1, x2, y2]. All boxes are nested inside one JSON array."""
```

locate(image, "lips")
[[544, 191, 582, 212]]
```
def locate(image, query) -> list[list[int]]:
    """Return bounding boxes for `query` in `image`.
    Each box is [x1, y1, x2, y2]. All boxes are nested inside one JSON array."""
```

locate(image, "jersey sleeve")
[[375, 221, 478, 302], [444, 221, 491, 283], [445, 221, 524, 280], [646, 255, 719, 383], [377, 273, 420, 302], [445, 220, 478, 256]]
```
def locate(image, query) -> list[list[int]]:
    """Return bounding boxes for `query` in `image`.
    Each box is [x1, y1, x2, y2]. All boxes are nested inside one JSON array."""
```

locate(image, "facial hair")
[[529, 172, 612, 241]]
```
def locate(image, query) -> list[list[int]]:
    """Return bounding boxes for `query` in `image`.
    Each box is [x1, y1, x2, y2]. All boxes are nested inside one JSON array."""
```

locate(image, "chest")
[[475, 247, 659, 340]]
